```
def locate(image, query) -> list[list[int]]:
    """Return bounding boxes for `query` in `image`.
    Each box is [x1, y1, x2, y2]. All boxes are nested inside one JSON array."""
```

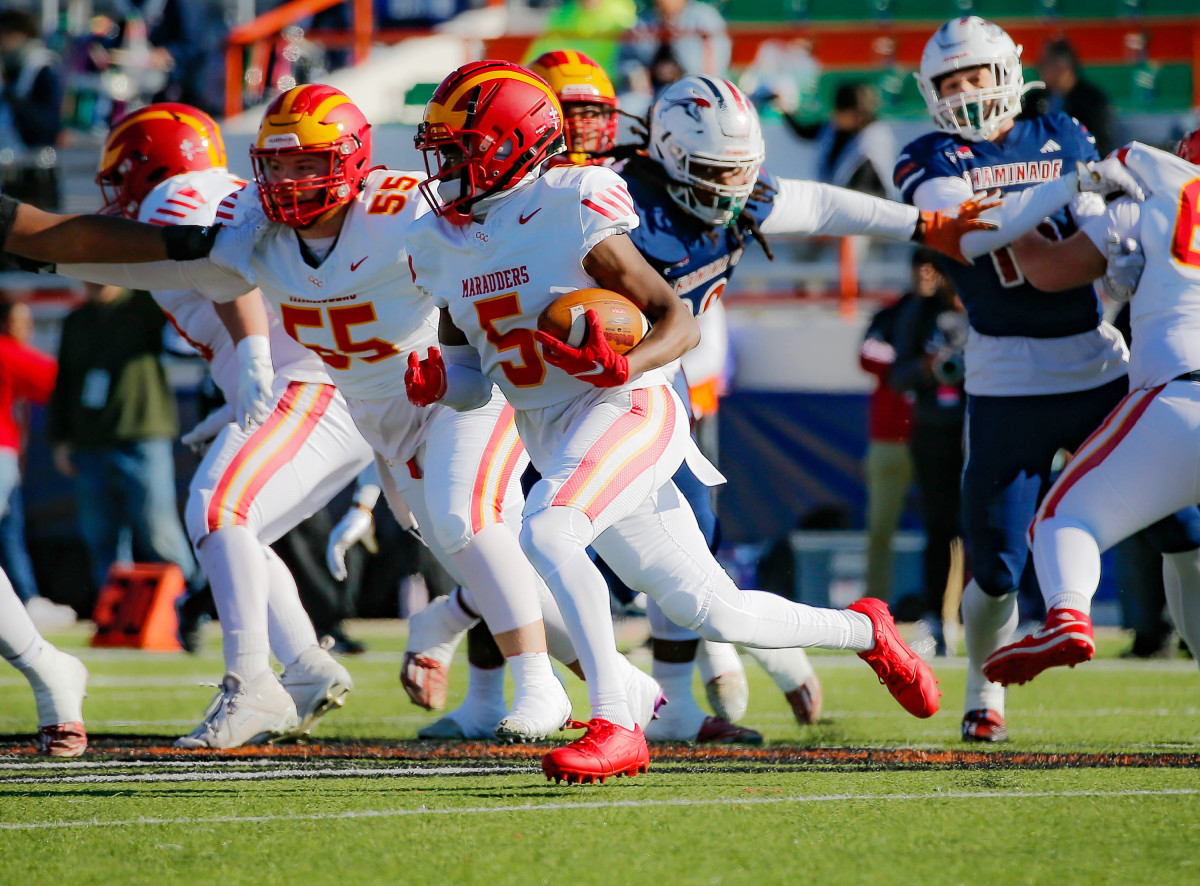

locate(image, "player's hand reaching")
[[406, 347, 448, 406], [326, 506, 375, 582], [535, 309, 630, 388], [181, 403, 235, 455], [235, 335, 274, 429], [916, 190, 1003, 264], [1098, 234, 1144, 303], [1076, 158, 1145, 202]]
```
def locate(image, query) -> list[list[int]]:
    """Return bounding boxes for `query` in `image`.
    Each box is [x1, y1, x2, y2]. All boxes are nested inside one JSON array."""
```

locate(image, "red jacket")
[[0, 335, 57, 453]]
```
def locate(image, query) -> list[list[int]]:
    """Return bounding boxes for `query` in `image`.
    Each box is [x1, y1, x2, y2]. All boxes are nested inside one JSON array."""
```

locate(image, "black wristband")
[[0, 194, 20, 252], [162, 224, 221, 261]]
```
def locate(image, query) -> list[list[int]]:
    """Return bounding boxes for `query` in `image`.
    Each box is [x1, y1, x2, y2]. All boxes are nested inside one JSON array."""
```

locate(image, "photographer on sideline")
[[890, 247, 967, 654]]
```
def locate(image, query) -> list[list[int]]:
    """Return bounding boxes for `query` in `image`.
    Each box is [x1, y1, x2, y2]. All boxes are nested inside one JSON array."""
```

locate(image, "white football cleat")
[[280, 638, 353, 737], [495, 677, 572, 742], [622, 658, 666, 730], [418, 698, 509, 740], [175, 670, 300, 749], [25, 645, 88, 757]]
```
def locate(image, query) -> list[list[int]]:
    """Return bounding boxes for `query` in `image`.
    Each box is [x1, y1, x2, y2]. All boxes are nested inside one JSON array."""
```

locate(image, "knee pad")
[[519, 507, 592, 579]]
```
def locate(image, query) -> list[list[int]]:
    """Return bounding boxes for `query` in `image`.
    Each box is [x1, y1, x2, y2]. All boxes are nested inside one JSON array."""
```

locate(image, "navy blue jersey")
[[895, 113, 1101, 339], [619, 157, 774, 316]]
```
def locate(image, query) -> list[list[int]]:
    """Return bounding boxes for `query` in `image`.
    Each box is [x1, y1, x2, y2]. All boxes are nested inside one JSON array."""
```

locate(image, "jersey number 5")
[[280, 303, 400, 370], [1172, 178, 1200, 269], [475, 292, 545, 387]]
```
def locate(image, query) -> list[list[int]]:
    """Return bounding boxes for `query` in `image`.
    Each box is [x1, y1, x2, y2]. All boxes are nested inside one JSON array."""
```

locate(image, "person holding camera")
[[890, 247, 968, 655]]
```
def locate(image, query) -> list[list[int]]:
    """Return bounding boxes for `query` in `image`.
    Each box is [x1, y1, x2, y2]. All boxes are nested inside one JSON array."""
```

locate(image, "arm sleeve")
[[912, 173, 1081, 260], [56, 259, 256, 303], [440, 344, 493, 412], [759, 178, 918, 239]]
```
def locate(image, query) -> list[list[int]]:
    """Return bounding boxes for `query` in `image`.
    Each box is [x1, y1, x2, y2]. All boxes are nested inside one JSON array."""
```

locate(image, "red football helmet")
[[1177, 128, 1200, 165], [250, 84, 373, 227], [96, 103, 227, 218], [415, 60, 565, 225], [528, 50, 619, 164]]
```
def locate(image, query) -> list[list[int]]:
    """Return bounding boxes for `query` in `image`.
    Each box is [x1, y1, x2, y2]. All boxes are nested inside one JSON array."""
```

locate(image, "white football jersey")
[[1082, 143, 1200, 389], [213, 169, 440, 403], [138, 168, 329, 398], [407, 165, 667, 410]]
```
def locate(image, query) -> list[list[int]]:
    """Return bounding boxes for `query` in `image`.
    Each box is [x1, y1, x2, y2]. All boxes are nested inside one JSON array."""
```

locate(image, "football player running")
[[981, 134, 1200, 686], [404, 61, 972, 785], [53, 84, 607, 744], [93, 103, 375, 748], [531, 50, 822, 743], [896, 16, 1200, 743]]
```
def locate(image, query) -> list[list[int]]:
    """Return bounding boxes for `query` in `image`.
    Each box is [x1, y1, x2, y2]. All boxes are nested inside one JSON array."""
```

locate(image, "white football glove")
[[235, 334, 274, 429], [180, 403, 235, 455], [326, 506, 375, 582], [1075, 158, 1145, 202], [1098, 234, 1144, 303]]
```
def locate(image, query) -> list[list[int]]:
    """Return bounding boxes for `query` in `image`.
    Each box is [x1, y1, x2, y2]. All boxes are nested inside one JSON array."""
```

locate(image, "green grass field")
[[2, 620, 1199, 886]]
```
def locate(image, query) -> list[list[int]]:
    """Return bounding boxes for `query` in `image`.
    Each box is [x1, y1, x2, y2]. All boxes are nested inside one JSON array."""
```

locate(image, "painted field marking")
[[1, 787, 1196, 831], [0, 765, 527, 785]]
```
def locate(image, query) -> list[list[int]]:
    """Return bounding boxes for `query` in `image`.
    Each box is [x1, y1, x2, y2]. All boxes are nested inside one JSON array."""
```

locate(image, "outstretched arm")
[[0, 195, 217, 263], [1010, 229, 1107, 293]]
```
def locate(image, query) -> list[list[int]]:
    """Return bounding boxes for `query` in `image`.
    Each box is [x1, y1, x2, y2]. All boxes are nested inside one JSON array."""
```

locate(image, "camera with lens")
[[932, 348, 965, 386]]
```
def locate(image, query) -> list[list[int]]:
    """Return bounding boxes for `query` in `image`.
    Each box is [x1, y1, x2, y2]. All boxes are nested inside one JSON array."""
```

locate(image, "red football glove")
[[405, 347, 448, 406], [534, 309, 630, 388]]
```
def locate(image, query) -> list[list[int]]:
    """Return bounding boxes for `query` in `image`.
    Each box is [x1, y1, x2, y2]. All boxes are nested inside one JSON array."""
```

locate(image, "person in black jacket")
[[1023, 39, 1117, 158], [890, 248, 967, 654]]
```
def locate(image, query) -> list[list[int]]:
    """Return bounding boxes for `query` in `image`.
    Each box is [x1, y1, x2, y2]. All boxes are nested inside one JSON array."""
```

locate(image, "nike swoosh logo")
[[350, 256, 368, 272], [576, 361, 606, 378], [519, 209, 542, 225]]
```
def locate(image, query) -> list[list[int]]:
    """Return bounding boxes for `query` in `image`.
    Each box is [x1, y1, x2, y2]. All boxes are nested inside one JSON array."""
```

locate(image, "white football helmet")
[[648, 76, 765, 226], [915, 16, 1039, 142]]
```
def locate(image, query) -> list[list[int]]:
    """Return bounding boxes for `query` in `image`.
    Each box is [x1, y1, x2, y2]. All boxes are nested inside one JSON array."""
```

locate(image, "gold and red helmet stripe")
[[528, 50, 617, 107], [424, 62, 563, 133], [256, 87, 353, 151], [101, 106, 226, 171]]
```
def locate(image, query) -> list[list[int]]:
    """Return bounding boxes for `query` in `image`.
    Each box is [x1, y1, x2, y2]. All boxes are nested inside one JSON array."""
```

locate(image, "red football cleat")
[[983, 607, 1095, 686], [39, 722, 87, 758], [696, 716, 764, 746], [400, 652, 449, 711], [784, 673, 823, 726], [961, 709, 1007, 743], [542, 719, 650, 785], [849, 598, 941, 718]]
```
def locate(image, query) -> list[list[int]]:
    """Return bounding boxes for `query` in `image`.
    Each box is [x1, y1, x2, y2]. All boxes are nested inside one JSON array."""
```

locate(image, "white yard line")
[[0, 787, 1196, 831], [0, 765, 529, 785]]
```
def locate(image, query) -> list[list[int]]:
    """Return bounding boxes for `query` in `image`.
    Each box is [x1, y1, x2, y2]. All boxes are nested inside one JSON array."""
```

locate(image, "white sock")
[[522, 507, 632, 728], [226, 630, 271, 681], [696, 640, 742, 685], [1034, 518, 1100, 615], [961, 580, 1016, 714], [463, 663, 507, 711], [0, 569, 41, 666], [264, 547, 319, 667], [652, 658, 704, 719], [507, 651, 556, 690], [1163, 550, 1200, 672], [739, 645, 815, 692], [196, 527, 272, 679], [536, 580, 578, 665]]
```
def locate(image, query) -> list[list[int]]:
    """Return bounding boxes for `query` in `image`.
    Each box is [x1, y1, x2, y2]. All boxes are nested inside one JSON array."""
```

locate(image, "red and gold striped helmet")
[[96, 103, 226, 218], [415, 60, 565, 225], [529, 50, 619, 163], [250, 84, 372, 227]]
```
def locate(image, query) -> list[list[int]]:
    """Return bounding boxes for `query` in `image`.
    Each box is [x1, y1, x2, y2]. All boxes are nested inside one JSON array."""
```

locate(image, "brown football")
[[537, 288, 649, 356]]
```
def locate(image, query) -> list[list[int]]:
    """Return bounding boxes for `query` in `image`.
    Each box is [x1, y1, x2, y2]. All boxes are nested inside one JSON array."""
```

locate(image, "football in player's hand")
[[537, 289, 649, 355]]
